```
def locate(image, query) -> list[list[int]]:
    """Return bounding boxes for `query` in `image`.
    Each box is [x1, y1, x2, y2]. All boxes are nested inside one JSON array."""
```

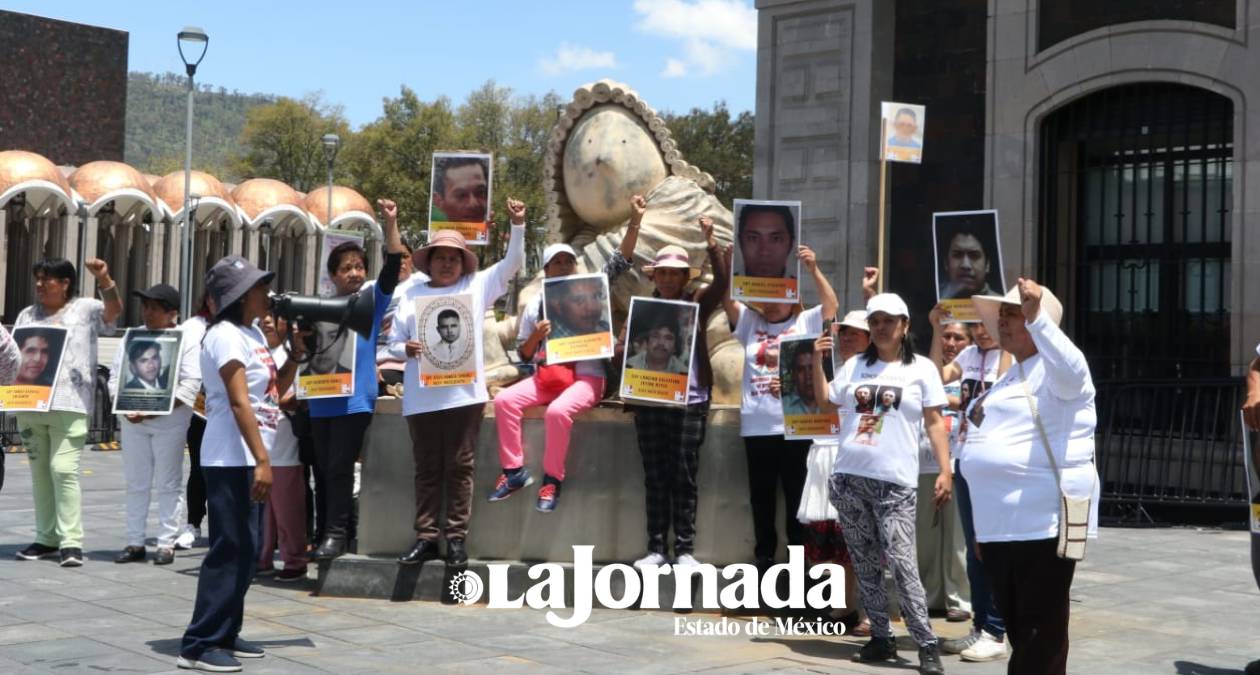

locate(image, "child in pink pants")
[[258, 316, 308, 581], [489, 198, 642, 512]]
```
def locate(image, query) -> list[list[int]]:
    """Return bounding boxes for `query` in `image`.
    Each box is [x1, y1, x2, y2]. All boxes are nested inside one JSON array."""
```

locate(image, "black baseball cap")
[[132, 284, 181, 311]]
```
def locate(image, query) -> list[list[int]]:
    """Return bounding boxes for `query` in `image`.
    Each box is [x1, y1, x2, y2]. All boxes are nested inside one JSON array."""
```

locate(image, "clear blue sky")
[[8, 0, 757, 127]]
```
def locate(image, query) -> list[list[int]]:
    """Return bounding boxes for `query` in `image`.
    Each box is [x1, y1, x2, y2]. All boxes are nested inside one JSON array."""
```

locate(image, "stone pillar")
[[754, 0, 893, 307]]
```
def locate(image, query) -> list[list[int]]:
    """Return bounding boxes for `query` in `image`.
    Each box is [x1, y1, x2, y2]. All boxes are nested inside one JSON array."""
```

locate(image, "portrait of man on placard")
[[625, 302, 692, 375], [734, 201, 798, 281], [430, 153, 491, 224], [781, 338, 820, 416], [544, 275, 612, 339], [14, 327, 63, 387], [123, 338, 169, 391], [933, 210, 1005, 302]]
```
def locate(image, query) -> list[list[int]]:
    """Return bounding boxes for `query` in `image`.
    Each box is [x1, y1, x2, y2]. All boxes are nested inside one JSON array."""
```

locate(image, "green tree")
[[232, 94, 350, 191], [663, 102, 754, 207]]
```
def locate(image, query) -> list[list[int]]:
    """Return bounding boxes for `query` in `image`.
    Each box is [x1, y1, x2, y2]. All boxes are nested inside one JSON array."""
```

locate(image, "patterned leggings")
[[829, 473, 937, 647], [632, 402, 709, 557]]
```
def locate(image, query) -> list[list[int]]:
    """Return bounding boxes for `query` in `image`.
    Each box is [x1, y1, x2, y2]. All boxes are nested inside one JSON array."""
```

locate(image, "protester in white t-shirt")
[[929, 307, 1013, 660], [256, 313, 308, 582], [825, 292, 951, 674], [911, 319, 974, 639], [724, 245, 838, 572], [958, 280, 1097, 674], [178, 256, 302, 672], [388, 198, 526, 568]]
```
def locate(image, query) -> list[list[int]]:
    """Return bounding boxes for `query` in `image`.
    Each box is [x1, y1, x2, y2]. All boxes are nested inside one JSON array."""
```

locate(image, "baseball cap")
[[865, 293, 910, 319], [131, 283, 180, 311], [837, 310, 869, 332], [542, 243, 578, 267]]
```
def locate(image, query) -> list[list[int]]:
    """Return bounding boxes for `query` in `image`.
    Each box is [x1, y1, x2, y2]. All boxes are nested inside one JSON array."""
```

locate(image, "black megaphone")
[[270, 288, 377, 339]]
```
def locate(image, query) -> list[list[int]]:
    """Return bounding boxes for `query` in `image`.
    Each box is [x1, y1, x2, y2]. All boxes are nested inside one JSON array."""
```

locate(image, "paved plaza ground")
[[0, 448, 1257, 674]]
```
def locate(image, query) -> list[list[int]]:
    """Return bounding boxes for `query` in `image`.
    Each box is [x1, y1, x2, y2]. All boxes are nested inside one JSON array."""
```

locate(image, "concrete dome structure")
[[0, 150, 76, 217], [305, 185, 381, 238], [152, 170, 241, 230], [68, 160, 158, 222], [231, 178, 312, 237]]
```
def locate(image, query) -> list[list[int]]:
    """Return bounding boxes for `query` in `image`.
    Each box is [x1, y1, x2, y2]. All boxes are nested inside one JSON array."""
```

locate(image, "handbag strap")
[[1017, 361, 1065, 492]]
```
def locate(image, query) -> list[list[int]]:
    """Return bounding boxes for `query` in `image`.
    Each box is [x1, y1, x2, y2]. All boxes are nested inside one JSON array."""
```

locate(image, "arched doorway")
[[1039, 83, 1233, 381]]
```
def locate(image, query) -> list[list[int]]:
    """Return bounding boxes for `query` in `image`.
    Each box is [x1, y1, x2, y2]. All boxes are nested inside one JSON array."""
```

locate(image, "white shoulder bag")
[[1019, 362, 1090, 561]]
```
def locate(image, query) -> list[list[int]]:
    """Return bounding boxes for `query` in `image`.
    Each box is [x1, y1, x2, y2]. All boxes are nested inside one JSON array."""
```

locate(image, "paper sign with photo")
[[730, 199, 802, 304], [429, 151, 493, 245], [114, 328, 184, 415], [0, 326, 69, 412], [542, 273, 614, 365], [318, 229, 366, 298], [297, 322, 356, 399], [416, 293, 477, 387], [881, 101, 926, 164], [779, 334, 839, 440], [933, 210, 1005, 323], [620, 297, 698, 407], [1242, 412, 1260, 534]]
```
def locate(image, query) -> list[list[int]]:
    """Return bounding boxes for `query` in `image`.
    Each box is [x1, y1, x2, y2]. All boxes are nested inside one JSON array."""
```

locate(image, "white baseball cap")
[[837, 310, 869, 332], [542, 243, 578, 267], [865, 293, 910, 319]]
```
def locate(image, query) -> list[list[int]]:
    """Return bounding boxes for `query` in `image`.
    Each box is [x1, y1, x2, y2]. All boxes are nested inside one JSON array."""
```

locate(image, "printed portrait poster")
[[0, 326, 68, 412], [542, 273, 614, 365], [846, 381, 905, 448], [779, 334, 839, 440], [318, 229, 366, 298], [1243, 412, 1260, 534], [881, 101, 926, 164], [297, 322, 356, 400], [415, 293, 476, 387], [620, 297, 698, 407], [933, 210, 1005, 323], [731, 199, 802, 304], [113, 328, 184, 415], [429, 151, 493, 246]]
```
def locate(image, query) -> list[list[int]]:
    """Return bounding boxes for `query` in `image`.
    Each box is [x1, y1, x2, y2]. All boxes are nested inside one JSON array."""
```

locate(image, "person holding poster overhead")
[[490, 195, 641, 512], [305, 198, 406, 561], [621, 215, 728, 569], [108, 284, 201, 566], [13, 257, 121, 568], [824, 292, 952, 674], [390, 197, 525, 567], [725, 242, 838, 576]]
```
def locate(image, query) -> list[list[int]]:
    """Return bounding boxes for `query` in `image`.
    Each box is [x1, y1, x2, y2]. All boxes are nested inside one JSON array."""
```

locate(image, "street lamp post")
[[177, 26, 208, 320], [321, 133, 341, 229]]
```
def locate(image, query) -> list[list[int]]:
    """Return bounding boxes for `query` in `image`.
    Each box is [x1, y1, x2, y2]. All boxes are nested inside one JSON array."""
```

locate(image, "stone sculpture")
[[483, 79, 743, 405]]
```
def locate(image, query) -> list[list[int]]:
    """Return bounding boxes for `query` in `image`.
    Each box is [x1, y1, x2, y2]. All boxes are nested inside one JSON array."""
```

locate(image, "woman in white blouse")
[[960, 279, 1098, 675]]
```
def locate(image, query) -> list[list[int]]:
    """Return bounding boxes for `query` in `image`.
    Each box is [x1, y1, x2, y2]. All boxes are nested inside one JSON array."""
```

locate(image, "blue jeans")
[[181, 467, 258, 659], [955, 462, 1006, 639]]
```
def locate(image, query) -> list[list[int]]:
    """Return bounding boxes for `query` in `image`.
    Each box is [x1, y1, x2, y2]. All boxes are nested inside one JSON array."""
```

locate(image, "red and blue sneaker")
[[536, 476, 562, 513], [488, 468, 533, 502]]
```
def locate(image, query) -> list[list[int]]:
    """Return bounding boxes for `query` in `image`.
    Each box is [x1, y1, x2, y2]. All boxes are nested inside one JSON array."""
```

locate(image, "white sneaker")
[[633, 552, 670, 568], [960, 630, 1009, 662], [673, 553, 701, 568], [174, 525, 199, 551]]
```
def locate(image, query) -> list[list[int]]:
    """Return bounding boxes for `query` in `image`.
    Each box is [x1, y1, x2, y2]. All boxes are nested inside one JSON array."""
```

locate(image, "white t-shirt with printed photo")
[[829, 354, 947, 488], [733, 304, 825, 437], [268, 346, 301, 467], [199, 322, 280, 467]]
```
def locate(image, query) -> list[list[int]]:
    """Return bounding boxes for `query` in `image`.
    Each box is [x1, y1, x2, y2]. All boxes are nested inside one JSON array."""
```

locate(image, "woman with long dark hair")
[[177, 256, 301, 672]]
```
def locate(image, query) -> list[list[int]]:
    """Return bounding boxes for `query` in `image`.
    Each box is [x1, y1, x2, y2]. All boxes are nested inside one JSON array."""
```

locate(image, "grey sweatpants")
[[830, 472, 937, 647]]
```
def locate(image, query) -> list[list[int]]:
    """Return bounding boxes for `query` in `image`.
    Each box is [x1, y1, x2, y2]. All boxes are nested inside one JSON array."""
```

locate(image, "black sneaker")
[[228, 637, 265, 659], [115, 546, 146, 564], [919, 642, 945, 675], [59, 548, 84, 567], [177, 648, 242, 672], [16, 543, 58, 561], [854, 636, 897, 663]]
